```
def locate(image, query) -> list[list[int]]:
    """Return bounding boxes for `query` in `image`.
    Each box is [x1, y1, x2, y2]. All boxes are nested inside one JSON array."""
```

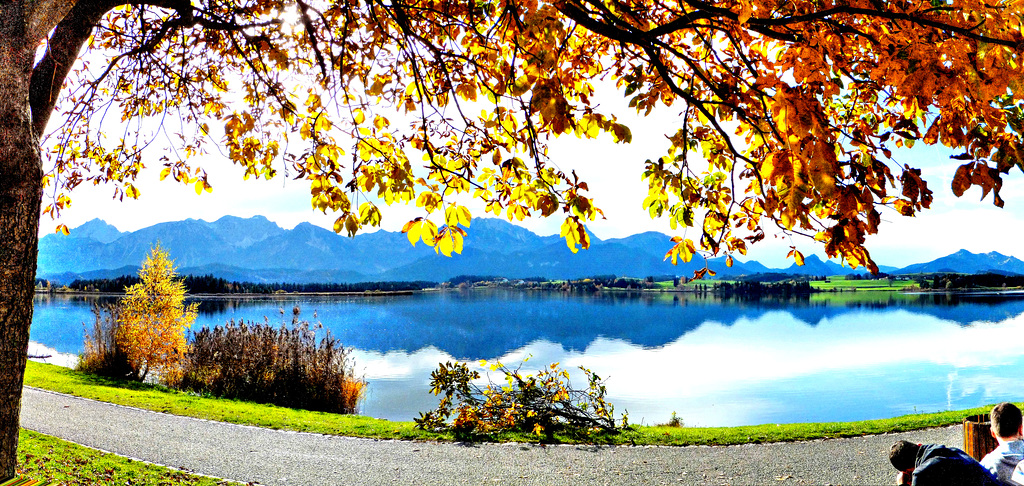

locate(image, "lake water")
[[28, 290, 1024, 427]]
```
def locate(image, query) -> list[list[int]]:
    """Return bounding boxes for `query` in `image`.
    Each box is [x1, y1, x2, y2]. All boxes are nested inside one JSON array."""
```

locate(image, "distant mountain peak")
[[895, 249, 1024, 275], [71, 218, 123, 244], [211, 214, 272, 225]]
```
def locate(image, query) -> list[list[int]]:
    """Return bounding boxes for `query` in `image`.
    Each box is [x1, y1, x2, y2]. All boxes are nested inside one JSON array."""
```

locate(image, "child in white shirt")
[[980, 402, 1024, 485]]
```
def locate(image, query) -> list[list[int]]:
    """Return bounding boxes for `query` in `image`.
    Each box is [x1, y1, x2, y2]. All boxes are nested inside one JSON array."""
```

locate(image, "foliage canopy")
[[34, 0, 1024, 273]]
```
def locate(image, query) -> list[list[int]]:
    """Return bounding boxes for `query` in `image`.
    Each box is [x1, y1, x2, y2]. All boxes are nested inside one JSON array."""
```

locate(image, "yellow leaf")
[[452, 230, 464, 254], [421, 220, 438, 247], [737, 2, 753, 24], [560, 217, 581, 253], [354, 109, 365, 125], [437, 230, 454, 256], [159, 167, 171, 181], [457, 206, 471, 227], [402, 220, 421, 246], [793, 250, 805, 266], [345, 213, 359, 237], [359, 203, 382, 227], [445, 205, 459, 227]]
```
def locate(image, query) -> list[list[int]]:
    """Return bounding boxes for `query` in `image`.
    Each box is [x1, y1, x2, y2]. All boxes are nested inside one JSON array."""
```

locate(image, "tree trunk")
[[0, 5, 44, 480]]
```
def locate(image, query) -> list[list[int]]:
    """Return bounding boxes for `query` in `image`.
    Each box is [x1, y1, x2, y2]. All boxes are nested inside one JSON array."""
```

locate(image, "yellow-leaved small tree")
[[116, 244, 198, 383]]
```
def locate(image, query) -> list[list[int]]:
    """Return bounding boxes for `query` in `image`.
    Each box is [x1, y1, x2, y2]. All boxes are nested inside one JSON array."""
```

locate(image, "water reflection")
[[30, 290, 1024, 426]]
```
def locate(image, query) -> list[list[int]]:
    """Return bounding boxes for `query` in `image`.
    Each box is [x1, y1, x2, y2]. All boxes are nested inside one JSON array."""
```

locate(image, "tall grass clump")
[[77, 304, 135, 379], [177, 308, 364, 414]]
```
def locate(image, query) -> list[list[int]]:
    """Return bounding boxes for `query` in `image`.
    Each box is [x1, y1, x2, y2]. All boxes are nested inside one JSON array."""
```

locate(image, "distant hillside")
[[36, 215, 971, 285], [895, 249, 1024, 275]]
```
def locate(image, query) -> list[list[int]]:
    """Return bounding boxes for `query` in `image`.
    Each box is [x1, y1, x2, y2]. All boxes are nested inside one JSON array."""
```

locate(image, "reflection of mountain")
[[382, 292, 1024, 359], [36, 291, 1024, 360], [32, 290, 1024, 361]]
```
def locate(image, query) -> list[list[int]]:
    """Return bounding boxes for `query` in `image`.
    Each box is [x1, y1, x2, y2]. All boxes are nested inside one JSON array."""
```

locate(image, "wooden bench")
[[964, 413, 999, 461]]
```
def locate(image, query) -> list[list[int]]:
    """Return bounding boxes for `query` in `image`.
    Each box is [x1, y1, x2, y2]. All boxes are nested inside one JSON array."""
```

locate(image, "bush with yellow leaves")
[[115, 244, 197, 382], [415, 359, 627, 441]]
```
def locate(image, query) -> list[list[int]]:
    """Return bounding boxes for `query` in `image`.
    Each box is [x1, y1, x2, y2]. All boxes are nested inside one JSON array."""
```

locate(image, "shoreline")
[[33, 285, 1024, 298], [33, 288, 430, 298]]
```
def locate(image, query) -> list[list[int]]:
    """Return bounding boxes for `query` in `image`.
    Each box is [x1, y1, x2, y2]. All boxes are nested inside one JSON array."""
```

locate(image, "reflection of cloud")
[[352, 346, 455, 382], [947, 373, 1024, 403], [947, 370, 958, 411], [553, 310, 1024, 401], [349, 310, 1024, 426], [28, 342, 78, 369]]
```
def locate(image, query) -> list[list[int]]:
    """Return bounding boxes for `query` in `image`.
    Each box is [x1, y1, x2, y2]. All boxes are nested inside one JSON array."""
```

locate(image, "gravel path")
[[20, 387, 964, 485]]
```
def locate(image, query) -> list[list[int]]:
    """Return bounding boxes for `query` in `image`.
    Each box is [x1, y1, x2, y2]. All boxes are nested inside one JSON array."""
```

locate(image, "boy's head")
[[890, 440, 921, 472], [991, 402, 1023, 440]]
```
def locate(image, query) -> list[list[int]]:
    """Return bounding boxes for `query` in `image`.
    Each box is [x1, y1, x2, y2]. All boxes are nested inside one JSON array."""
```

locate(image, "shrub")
[[176, 310, 364, 414], [117, 244, 197, 382], [415, 360, 628, 440], [77, 303, 134, 378]]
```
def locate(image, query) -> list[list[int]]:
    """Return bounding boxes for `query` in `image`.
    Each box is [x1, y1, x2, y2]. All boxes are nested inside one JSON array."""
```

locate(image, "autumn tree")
[[4, 0, 1024, 477], [116, 244, 198, 382]]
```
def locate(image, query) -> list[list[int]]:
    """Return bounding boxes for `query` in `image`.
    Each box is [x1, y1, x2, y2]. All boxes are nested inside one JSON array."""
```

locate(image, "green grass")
[[24, 361, 442, 441], [17, 429, 231, 485], [23, 361, 999, 447], [629, 407, 994, 445], [811, 276, 917, 291]]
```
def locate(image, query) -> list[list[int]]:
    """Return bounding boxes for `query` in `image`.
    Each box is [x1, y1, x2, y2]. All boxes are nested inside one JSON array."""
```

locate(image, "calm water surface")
[[29, 290, 1024, 426]]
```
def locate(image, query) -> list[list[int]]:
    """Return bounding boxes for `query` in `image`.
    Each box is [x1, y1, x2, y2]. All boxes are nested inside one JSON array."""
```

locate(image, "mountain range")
[[35, 215, 1024, 284]]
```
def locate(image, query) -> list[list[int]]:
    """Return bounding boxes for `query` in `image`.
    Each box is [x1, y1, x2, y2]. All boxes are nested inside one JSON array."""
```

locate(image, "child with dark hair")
[[889, 440, 1002, 485], [981, 402, 1024, 485]]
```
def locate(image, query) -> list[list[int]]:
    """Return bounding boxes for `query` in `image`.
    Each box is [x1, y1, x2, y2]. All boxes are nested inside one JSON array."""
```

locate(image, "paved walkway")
[[20, 387, 963, 485]]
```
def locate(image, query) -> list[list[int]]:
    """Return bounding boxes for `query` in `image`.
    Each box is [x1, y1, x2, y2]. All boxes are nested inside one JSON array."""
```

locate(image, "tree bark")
[[0, 4, 45, 480]]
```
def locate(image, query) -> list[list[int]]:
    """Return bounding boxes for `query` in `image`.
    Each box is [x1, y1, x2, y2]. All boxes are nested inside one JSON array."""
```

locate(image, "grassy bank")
[[24, 361, 992, 447], [24, 361, 435, 441], [17, 429, 231, 485]]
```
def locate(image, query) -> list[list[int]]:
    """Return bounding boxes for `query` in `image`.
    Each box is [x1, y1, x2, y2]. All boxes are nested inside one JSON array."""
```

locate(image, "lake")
[[28, 289, 1024, 427]]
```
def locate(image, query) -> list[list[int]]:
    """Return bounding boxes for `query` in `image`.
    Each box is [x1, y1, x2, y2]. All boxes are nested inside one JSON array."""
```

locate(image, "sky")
[[38, 88, 1024, 270]]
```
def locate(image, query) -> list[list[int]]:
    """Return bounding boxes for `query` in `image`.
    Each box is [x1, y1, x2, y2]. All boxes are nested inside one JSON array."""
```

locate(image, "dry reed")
[[77, 304, 135, 379], [177, 308, 364, 414]]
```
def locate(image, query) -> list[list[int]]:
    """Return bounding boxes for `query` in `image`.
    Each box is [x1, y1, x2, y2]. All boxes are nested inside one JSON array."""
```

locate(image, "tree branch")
[[30, 0, 123, 136]]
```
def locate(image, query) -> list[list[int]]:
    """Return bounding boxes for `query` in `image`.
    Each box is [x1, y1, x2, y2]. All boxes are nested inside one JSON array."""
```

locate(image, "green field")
[[810, 275, 917, 291]]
